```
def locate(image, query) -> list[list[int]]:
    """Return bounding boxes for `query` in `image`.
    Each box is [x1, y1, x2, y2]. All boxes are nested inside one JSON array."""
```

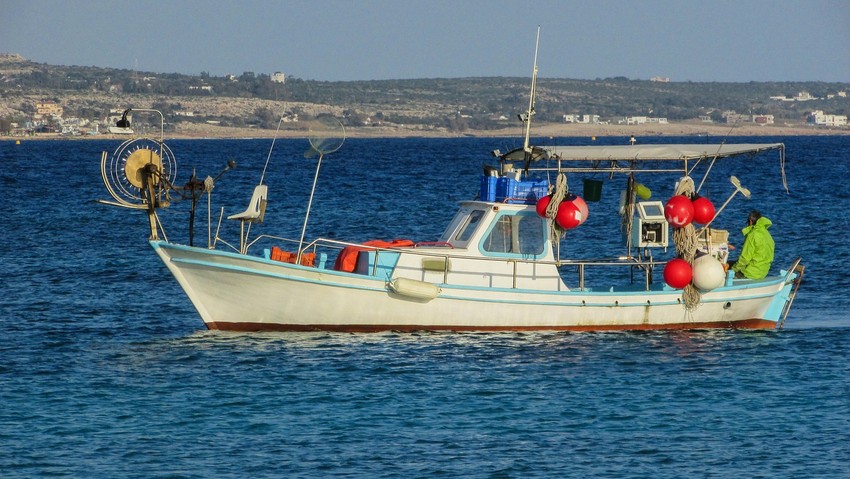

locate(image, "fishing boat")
[[97, 41, 803, 333], [106, 125, 134, 135]]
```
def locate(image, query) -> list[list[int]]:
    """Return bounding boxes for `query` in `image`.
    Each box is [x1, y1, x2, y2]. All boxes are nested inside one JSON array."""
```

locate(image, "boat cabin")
[[373, 200, 566, 291]]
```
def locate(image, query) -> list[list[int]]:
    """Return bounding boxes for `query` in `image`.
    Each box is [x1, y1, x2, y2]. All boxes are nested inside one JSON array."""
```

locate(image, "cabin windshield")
[[440, 207, 487, 248], [455, 209, 486, 243], [481, 213, 546, 256]]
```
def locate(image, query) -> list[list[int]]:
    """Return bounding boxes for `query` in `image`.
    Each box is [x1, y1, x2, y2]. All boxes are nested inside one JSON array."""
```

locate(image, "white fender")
[[389, 277, 440, 300]]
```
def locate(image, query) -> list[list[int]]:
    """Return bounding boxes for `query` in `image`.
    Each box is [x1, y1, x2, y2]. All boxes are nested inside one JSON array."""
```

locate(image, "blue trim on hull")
[[152, 240, 789, 313]]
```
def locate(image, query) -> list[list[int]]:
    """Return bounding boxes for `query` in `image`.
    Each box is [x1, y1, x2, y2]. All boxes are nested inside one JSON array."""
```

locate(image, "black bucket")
[[583, 179, 603, 202]]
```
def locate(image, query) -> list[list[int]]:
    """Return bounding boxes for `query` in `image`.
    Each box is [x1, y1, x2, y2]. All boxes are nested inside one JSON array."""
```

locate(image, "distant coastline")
[[4, 120, 848, 141], [4, 56, 848, 141]]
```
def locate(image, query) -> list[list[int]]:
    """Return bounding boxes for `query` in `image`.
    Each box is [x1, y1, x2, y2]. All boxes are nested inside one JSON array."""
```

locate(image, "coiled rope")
[[673, 176, 701, 310], [545, 172, 568, 242]]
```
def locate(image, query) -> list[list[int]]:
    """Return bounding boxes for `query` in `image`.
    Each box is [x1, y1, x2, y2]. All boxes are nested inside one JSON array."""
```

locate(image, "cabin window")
[[454, 209, 485, 243], [482, 213, 545, 256]]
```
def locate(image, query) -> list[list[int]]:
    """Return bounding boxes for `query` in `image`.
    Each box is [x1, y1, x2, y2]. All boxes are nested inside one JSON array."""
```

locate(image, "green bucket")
[[583, 179, 603, 202]]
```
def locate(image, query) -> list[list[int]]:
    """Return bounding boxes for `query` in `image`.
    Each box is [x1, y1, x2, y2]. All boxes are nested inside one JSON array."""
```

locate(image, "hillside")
[[1, 53, 848, 138]]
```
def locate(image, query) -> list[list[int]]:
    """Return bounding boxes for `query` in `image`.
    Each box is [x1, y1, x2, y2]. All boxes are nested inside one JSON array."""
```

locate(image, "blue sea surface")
[[1, 135, 849, 478]]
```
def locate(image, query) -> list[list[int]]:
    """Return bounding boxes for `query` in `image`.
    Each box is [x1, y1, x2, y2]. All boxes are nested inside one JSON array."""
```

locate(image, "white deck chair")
[[228, 184, 267, 253]]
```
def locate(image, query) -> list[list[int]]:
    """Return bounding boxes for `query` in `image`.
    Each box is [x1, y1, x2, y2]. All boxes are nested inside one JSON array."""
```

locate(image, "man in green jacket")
[[731, 210, 775, 279]]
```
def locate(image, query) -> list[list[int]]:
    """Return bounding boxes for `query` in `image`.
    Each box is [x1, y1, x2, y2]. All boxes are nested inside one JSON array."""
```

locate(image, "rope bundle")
[[545, 173, 569, 241], [673, 176, 701, 310]]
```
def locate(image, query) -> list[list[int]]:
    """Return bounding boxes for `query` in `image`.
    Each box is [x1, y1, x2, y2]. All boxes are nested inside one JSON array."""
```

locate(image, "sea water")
[[1, 136, 848, 478]]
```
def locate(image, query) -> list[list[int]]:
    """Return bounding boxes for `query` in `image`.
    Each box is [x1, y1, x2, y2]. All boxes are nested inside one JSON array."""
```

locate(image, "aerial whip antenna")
[[232, 107, 290, 251], [694, 122, 739, 193], [522, 26, 541, 158], [260, 106, 289, 185]]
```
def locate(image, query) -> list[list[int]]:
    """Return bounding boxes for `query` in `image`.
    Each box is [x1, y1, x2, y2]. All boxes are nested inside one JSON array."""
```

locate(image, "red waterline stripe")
[[205, 318, 776, 333]]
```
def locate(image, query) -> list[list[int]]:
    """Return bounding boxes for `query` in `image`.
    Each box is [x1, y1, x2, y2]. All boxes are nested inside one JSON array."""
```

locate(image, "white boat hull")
[[153, 241, 796, 332]]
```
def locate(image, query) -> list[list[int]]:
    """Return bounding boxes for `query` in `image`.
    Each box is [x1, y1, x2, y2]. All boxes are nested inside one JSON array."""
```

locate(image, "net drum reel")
[[100, 137, 178, 239], [102, 137, 177, 208]]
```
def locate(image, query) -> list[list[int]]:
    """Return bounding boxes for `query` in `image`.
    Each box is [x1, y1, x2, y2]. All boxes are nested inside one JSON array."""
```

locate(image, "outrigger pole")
[[297, 149, 325, 264]]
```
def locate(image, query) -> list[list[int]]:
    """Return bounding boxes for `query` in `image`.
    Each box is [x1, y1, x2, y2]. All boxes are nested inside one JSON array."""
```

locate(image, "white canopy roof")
[[496, 142, 788, 191], [539, 143, 784, 162]]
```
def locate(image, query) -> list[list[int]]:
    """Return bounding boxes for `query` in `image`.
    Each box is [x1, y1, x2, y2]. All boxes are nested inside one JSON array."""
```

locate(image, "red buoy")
[[566, 193, 589, 224], [663, 258, 693, 289], [555, 201, 582, 229], [664, 195, 695, 228], [535, 195, 552, 218], [691, 196, 716, 225]]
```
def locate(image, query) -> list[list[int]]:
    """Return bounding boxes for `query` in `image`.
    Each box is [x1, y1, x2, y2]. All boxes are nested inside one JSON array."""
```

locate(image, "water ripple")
[[2, 137, 849, 478]]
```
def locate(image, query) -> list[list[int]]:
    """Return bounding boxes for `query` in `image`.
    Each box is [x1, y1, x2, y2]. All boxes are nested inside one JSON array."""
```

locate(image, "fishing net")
[[305, 116, 346, 158]]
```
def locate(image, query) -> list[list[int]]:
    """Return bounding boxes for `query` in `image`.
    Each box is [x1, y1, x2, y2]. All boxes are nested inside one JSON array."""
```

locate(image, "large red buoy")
[[566, 193, 589, 224], [555, 201, 582, 229], [691, 196, 716, 225], [535, 195, 552, 218], [664, 195, 695, 228], [663, 258, 693, 289]]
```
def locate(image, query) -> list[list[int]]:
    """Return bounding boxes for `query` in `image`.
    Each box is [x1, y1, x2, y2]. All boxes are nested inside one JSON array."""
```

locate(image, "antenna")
[[233, 107, 289, 250], [522, 26, 541, 155], [259, 105, 289, 185]]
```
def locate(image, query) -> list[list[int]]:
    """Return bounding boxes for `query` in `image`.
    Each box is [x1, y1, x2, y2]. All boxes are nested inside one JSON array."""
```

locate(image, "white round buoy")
[[692, 255, 726, 290]]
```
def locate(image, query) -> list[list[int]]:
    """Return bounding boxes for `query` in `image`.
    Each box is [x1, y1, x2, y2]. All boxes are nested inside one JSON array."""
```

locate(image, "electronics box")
[[631, 201, 669, 248]]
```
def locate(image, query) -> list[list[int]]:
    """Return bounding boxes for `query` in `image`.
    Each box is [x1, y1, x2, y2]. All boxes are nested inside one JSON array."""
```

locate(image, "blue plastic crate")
[[496, 178, 550, 204], [479, 175, 498, 201]]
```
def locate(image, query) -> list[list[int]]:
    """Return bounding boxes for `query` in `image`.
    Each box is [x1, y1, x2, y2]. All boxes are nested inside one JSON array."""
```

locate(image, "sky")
[[2, 0, 848, 83]]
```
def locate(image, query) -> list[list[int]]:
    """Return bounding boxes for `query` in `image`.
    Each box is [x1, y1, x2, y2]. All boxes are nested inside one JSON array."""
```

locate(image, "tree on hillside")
[[253, 107, 278, 129], [445, 114, 468, 133]]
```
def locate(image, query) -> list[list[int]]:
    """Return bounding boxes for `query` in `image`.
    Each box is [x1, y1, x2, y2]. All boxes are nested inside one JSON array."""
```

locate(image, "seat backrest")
[[228, 184, 268, 223]]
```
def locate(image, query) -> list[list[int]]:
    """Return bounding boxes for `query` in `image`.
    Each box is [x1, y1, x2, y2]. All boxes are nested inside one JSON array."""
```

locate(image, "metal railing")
[[246, 234, 663, 292]]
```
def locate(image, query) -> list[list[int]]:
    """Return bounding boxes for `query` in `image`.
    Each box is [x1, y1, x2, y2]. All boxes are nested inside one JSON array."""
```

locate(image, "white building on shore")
[[619, 116, 668, 125], [807, 110, 848, 127], [723, 112, 774, 125], [563, 114, 600, 124]]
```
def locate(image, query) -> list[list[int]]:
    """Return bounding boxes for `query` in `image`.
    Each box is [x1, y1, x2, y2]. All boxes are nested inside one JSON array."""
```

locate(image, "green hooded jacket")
[[732, 216, 774, 279]]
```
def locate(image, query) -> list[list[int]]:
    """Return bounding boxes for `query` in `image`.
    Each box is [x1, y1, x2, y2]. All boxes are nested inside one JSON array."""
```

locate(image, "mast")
[[522, 26, 541, 155]]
